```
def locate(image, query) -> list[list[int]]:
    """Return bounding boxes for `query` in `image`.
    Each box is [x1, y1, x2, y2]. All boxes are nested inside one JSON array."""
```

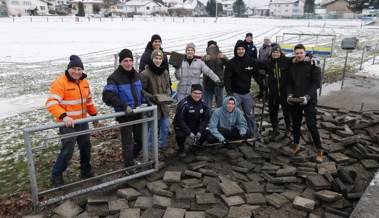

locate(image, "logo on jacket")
[[200, 109, 203, 113], [245, 66, 254, 70], [189, 110, 195, 113]]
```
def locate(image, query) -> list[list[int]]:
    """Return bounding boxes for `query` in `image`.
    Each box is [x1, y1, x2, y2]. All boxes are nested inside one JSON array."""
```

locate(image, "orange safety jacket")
[[46, 71, 98, 122]]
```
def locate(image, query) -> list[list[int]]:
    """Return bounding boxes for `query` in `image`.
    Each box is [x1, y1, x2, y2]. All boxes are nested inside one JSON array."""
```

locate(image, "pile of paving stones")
[[24, 107, 379, 218]]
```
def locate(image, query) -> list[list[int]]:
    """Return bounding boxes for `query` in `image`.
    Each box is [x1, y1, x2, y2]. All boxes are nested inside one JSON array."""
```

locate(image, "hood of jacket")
[[234, 40, 248, 58], [221, 96, 237, 115]]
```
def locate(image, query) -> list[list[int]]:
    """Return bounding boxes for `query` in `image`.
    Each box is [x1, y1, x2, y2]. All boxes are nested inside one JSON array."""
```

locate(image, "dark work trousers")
[[175, 128, 209, 148], [290, 102, 322, 149], [207, 128, 242, 144], [120, 123, 142, 167], [258, 73, 266, 96], [268, 95, 291, 129]]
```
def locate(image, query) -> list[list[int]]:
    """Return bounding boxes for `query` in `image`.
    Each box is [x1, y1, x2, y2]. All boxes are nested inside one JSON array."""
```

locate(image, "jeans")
[[177, 93, 189, 103], [121, 122, 142, 167], [52, 123, 92, 178], [291, 102, 322, 149], [203, 88, 224, 110], [148, 113, 170, 149], [233, 92, 261, 138]]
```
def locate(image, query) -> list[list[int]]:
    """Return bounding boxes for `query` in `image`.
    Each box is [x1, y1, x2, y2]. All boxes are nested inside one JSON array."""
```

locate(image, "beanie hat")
[[151, 49, 164, 60], [264, 36, 271, 41], [246, 32, 253, 38], [119, 49, 133, 63], [191, 84, 203, 93], [271, 43, 281, 53], [67, 55, 84, 70], [207, 40, 217, 48], [151, 34, 162, 43], [185, 43, 196, 53]]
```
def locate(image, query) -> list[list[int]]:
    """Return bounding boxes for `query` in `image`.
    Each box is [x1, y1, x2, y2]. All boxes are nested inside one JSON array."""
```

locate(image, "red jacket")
[[46, 71, 97, 122]]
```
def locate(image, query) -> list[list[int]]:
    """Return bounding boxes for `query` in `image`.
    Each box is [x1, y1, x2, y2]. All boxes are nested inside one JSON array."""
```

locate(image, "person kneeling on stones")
[[207, 96, 249, 155], [173, 84, 210, 157]]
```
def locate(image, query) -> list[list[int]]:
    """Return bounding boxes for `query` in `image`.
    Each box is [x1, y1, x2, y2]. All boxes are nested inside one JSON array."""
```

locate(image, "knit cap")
[[191, 84, 202, 93], [151, 49, 164, 60], [119, 49, 133, 63], [67, 55, 84, 70], [151, 34, 162, 43], [207, 40, 217, 48], [271, 43, 281, 52], [246, 32, 253, 38], [185, 43, 196, 53]]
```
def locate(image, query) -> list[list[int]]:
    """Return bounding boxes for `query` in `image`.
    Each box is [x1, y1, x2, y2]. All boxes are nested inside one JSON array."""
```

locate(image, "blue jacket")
[[139, 42, 169, 73], [102, 66, 146, 121], [244, 40, 257, 60], [209, 96, 247, 142], [173, 95, 210, 136]]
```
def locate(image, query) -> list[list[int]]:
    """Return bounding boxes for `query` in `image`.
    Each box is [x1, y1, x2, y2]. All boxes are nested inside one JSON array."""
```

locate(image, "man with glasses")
[[173, 84, 210, 157]]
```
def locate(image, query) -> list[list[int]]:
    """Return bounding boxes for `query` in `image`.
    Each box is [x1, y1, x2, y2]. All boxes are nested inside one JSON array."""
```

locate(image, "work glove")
[[196, 132, 201, 140], [240, 134, 248, 142], [189, 133, 197, 141], [300, 95, 310, 106], [174, 66, 181, 70], [125, 106, 134, 117], [150, 95, 159, 105], [215, 80, 224, 88], [287, 94, 294, 105], [222, 139, 230, 145], [146, 101, 153, 107]]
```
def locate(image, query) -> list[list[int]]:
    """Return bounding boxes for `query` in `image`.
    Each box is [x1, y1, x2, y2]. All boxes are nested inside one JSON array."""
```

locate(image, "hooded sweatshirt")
[[209, 96, 247, 142], [224, 40, 264, 95]]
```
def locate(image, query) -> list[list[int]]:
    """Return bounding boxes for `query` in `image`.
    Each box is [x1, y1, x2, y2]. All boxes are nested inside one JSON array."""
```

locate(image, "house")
[[221, 0, 234, 16], [126, 0, 167, 16], [168, 0, 205, 17], [4, 0, 50, 16], [0, 1, 8, 16], [269, 0, 304, 18], [324, 0, 353, 18], [251, 5, 269, 16], [69, 0, 105, 15], [362, 2, 379, 21]]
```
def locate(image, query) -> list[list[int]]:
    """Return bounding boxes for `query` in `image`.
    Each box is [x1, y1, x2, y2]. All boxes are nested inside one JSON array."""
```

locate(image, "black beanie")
[[191, 84, 203, 92], [67, 55, 84, 70], [151, 34, 162, 43], [207, 40, 217, 48], [271, 43, 282, 53], [119, 49, 133, 63], [246, 32, 253, 38]]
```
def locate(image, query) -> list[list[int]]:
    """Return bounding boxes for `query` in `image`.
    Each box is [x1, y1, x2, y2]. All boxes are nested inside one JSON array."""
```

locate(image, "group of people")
[[45, 33, 323, 188]]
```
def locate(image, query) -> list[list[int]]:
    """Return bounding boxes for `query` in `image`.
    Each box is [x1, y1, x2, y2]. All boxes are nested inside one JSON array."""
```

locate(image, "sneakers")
[[178, 146, 186, 158], [211, 145, 218, 156], [51, 176, 65, 187], [227, 143, 239, 152], [81, 171, 96, 179]]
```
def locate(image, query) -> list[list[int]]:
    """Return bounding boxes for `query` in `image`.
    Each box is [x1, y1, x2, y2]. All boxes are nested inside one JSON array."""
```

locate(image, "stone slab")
[[220, 194, 245, 207], [327, 153, 350, 164], [317, 162, 337, 176], [86, 204, 109, 217], [53, 200, 83, 218], [305, 175, 331, 191], [87, 196, 109, 205], [314, 190, 342, 203], [162, 207, 186, 218], [108, 198, 129, 214], [134, 196, 153, 210], [204, 207, 229, 218], [292, 196, 315, 212], [153, 195, 172, 209], [176, 188, 195, 201], [119, 208, 140, 218], [266, 183, 285, 193], [265, 193, 289, 209], [140, 208, 165, 218], [181, 178, 203, 188], [147, 180, 169, 191], [184, 211, 205, 218], [117, 188, 142, 201], [228, 205, 253, 218], [127, 178, 148, 191], [196, 193, 218, 205], [163, 171, 182, 183], [206, 180, 223, 196], [360, 159, 379, 169], [219, 180, 244, 197], [244, 193, 266, 206]]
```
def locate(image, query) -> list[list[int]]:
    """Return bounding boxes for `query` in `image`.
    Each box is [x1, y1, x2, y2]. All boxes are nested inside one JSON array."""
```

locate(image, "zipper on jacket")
[[77, 82, 84, 118]]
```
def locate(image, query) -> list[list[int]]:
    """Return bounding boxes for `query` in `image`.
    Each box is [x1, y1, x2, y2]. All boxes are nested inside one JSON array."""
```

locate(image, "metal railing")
[[23, 105, 158, 207]]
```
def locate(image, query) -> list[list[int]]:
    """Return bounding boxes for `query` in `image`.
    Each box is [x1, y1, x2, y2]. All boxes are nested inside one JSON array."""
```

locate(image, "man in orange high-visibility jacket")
[[46, 55, 99, 187]]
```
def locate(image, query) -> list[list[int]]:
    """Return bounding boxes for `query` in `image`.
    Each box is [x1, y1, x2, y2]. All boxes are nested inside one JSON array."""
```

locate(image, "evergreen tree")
[[206, 0, 222, 17], [78, 2, 85, 17], [304, 0, 315, 14], [233, 0, 246, 17], [345, 0, 367, 14]]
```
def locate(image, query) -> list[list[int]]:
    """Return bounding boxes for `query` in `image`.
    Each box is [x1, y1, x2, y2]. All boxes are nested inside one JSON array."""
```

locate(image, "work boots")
[[316, 149, 323, 163], [285, 125, 291, 138], [290, 143, 300, 154], [269, 124, 279, 141]]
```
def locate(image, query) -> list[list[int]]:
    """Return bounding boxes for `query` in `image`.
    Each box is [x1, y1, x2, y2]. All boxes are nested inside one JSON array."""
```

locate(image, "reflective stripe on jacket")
[[46, 72, 98, 122]]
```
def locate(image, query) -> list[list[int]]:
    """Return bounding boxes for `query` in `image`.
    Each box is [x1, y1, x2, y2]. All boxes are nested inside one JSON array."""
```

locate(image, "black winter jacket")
[[224, 40, 264, 95], [287, 59, 321, 104], [139, 42, 169, 73], [244, 40, 257, 60], [173, 96, 210, 136], [257, 53, 293, 97]]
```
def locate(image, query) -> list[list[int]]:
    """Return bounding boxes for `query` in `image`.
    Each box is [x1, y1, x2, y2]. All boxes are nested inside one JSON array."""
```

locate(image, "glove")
[[196, 132, 201, 140], [146, 101, 153, 107], [222, 139, 229, 145], [311, 57, 320, 67], [189, 133, 197, 141], [287, 94, 294, 105], [174, 66, 181, 70], [125, 106, 134, 117], [240, 134, 248, 142], [150, 95, 159, 105], [300, 95, 310, 106], [216, 80, 224, 88]]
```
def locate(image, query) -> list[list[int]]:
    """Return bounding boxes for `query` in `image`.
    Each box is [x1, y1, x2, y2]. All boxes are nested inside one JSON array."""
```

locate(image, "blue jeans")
[[233, 92, 261, 139], [52, 123, 92, 178], [203, 88, 224, 110], [148, 114, 170, 149]]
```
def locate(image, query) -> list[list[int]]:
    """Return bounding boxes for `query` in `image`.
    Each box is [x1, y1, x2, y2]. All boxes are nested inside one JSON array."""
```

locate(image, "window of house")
[[11, 1, 19, 5], [286, 4, 288, 7], [285, 10, 288, 12], [40, 6, 45, 10], [22, 1, 31, 5], [117, 6, 123, 9], [146, 6, 150, 10]]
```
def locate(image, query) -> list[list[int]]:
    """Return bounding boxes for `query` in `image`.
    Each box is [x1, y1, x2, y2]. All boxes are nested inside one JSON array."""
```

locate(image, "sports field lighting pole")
[[87, 0, 90, 21]]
